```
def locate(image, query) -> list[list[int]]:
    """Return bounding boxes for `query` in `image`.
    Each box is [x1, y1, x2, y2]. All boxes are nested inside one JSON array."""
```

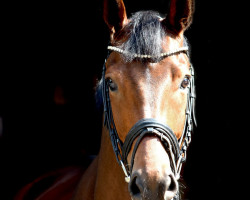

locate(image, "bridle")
[[101, 45, 196, 184]]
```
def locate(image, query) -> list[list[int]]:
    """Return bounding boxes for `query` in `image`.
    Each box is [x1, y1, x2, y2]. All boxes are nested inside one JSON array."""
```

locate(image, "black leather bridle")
[[101, 46, 196, 183]]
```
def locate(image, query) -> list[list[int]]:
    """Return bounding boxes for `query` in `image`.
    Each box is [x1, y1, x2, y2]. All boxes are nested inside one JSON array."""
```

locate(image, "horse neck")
[[94, 127, 130, 200]]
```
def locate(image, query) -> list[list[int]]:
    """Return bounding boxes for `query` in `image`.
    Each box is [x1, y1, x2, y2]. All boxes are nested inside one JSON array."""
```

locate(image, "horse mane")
[[113, 11, 166, 63]]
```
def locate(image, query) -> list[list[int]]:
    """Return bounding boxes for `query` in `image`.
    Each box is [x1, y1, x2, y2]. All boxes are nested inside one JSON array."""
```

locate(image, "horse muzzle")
[[122, 118, 181, 200], [129, 169, 178, 200]]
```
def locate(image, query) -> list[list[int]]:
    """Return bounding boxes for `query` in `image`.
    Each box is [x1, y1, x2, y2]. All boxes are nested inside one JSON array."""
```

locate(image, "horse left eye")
[[180, 77, 190, 89]]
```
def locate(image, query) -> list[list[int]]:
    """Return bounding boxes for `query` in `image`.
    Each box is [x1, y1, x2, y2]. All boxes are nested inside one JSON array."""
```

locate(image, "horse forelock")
[[113, 11, 167, 63]]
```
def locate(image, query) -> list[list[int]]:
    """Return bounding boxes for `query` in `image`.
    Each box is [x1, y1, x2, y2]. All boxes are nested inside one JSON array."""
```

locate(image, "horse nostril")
[[168, 174, 177, 192], [164, 174, 178, 200], [128, 172, 178, 200], [129, 176, 142, 198]]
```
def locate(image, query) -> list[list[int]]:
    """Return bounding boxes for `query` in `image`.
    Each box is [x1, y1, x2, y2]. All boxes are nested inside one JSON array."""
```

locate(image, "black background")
[[1, 0, 246, 199]]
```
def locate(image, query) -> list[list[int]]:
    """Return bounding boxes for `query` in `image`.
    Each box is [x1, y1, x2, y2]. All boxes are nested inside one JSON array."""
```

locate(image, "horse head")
[[101, 0, 195, 199]]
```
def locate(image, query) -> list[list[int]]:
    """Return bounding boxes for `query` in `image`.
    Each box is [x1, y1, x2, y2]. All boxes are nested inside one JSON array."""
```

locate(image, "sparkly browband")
[[107, 46, 189, 59]]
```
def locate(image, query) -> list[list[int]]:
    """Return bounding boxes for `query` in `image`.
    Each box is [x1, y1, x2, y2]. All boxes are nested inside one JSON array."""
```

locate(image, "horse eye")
[[180, 77, 190, 89], [107, 78, 117, 92]]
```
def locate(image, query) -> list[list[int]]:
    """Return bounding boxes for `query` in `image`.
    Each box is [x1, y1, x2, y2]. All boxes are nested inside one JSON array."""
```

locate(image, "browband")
[[107, 46, 189, 59]]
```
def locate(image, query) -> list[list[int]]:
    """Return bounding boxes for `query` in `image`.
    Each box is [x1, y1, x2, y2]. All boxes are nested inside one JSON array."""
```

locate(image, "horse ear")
[[162, 0, 195, 35], [103, 0, 128, 40]]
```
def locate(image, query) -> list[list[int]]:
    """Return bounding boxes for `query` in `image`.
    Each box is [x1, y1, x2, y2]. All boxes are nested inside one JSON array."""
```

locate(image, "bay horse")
[[73, 0, 196, 199], [15, 0, 196, 199]]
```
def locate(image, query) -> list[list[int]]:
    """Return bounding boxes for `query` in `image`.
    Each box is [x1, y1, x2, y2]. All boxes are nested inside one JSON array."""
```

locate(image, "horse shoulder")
[[72, 156, 99, 200], [15, 166, 85, 200]]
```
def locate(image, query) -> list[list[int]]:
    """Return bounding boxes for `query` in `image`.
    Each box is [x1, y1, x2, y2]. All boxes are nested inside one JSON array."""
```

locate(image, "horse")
[[73, 0, 196, 199], [15, 0, 196, 199]]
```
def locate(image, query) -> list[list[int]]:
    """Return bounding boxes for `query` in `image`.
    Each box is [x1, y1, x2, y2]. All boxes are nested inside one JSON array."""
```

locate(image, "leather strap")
[[122, 118, 180, 174]]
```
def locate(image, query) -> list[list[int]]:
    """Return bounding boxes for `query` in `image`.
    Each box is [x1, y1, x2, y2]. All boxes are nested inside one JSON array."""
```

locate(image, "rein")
[[101, 46, 196, 183]]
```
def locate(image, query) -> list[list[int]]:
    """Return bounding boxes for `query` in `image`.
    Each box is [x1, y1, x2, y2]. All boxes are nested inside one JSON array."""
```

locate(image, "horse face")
[[105, 36, 191, 200], [105, 37, 190, 140], [103, 1, 194, 199]]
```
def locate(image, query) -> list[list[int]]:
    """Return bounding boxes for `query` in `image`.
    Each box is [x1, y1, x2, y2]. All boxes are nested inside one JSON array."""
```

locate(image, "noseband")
[[101, 46, 196, 183]]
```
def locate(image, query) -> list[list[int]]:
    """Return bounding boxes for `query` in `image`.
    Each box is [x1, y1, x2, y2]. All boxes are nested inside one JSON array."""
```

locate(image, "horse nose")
[[129, 172, 178, 200]]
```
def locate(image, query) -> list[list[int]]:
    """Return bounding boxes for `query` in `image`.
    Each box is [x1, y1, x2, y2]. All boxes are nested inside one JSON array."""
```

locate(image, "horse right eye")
[[107, 78, 118, 92]]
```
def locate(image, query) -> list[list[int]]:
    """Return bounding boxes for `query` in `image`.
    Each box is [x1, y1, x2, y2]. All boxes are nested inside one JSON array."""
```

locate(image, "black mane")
[[115, 11, 166, 63]]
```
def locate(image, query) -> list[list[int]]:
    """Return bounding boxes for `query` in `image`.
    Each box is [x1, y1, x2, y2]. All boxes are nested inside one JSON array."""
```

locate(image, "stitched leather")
[[122, 118, 180, 173]]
